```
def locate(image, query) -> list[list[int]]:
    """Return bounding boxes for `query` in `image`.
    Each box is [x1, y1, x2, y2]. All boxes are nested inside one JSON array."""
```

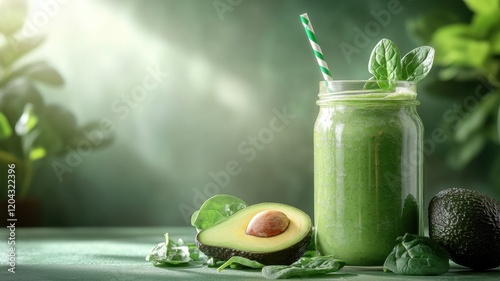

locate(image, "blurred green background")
[[0, 0, 499, 226]]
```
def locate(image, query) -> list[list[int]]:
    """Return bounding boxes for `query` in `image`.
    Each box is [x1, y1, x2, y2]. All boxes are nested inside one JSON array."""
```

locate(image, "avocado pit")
[[245, 210, 290, 237]]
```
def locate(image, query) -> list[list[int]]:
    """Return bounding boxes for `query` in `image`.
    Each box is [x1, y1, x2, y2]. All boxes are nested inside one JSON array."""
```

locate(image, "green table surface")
[[1, 227, 499, 281]]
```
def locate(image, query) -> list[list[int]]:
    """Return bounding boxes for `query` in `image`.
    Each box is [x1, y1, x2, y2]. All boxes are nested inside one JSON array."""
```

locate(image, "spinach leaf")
[[145, 233, 206, 266], [367, 39, 435, 88], [363, 76, 381, 90], [217, 256, 265, 272], [368, 38, 401, 89], [191, 194, 247, 231], [262, 255, 345, 279], [206, 257, 226, 268], [383, 233, 450, 276], [401, 46, 435, 83]]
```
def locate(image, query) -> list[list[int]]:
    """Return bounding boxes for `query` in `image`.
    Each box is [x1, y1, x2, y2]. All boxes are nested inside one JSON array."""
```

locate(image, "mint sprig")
[[368, 38, 435, 90], [368, 39, 401, 89], [401, 46, 435, 82]]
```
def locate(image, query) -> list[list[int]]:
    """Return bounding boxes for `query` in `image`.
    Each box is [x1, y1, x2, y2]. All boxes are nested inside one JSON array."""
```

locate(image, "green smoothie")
[[314, 83, 423, 265]]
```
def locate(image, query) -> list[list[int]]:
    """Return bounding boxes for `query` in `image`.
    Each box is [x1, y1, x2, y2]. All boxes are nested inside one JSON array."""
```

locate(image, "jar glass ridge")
[[313, 80, 424, 266]]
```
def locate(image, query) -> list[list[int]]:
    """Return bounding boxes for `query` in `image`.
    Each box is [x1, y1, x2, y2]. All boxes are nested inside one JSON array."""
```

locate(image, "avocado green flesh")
[[429, 188, 500, 270], [195, 202, 312, 265]]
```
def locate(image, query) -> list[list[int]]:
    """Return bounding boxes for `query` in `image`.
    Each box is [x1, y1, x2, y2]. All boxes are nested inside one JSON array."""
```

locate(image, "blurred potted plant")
[[0, 0, 112, 225], [408, 0, 500, 195]]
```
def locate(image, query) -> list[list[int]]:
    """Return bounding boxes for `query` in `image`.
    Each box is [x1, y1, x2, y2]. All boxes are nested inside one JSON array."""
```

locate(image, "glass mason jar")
[[314, 80, 424, 266]]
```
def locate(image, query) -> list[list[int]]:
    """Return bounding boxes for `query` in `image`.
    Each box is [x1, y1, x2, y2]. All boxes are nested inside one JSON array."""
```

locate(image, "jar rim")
[[318, 80, 417, 104]]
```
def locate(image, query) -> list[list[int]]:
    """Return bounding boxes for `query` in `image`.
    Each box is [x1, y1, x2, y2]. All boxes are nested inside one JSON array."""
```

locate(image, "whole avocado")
[[429, 188, 500, 270]]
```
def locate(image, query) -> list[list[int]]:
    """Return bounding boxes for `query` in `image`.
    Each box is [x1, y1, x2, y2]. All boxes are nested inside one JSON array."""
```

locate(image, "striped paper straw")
[[300, 13, 333, 81]]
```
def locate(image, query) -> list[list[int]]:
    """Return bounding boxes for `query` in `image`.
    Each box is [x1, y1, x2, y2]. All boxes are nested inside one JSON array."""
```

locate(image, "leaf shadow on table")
[[340, 265, 500, 281], [154, 266, 357, 280], [92, 254, 150, 263], [152, 267, 263, 280], [446, 268, 500, 276], [1, 264, 228, 281]]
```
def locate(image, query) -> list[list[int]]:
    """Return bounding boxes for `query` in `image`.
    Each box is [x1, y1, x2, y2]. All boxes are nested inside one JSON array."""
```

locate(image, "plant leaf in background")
[[491, 151, 500, 189], [0, 0, 28, 36], [29, 146, 46, 161], [492, 31, 500, 54], [43, 104, 78, 146], [0, 35, 45, 68], [191, 194, 247, 231], [0, 0, 113, 199], [28, 125, 63, 159], [463, 0, 499, 40], [0, 111, 12, 140], [20, 126, 41, 158], [410, 0, 500, 190], [447, 132, 488, 170], [470, 12, 499, 39], [15, 103, 38, 136], [463, 0, 499, 14], [72, 121, 114, 149], [431, 24, 490, 69], [454, 94, 500, 143], [8, 61, 65, 86], [0, 79, 43, 124]]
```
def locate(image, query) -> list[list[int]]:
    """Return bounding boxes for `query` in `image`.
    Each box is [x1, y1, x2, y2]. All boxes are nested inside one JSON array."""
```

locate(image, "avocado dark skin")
[[196, 229, 312, 265], [429, 188, 500, 270]]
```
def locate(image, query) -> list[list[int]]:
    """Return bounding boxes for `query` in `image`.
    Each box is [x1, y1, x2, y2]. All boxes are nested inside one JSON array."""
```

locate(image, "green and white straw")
[[300, 13, 333, 81]]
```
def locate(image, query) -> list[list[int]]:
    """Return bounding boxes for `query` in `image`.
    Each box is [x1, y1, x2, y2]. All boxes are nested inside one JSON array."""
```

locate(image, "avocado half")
[[195, 202, 312, 265]]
